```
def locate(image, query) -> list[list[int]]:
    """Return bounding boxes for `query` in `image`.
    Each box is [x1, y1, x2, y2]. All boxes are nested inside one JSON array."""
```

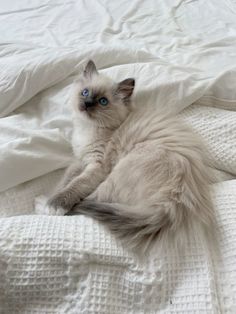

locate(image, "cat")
[[35, 60, 216, 251]]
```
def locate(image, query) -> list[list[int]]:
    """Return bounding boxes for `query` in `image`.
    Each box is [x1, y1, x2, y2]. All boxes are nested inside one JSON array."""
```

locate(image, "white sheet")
[[1, 0, 236, 193], [0, 0, 236, 313]]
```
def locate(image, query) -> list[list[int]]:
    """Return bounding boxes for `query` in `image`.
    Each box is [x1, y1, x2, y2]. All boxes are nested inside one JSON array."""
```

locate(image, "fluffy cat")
[[35, 60, 216, 251]]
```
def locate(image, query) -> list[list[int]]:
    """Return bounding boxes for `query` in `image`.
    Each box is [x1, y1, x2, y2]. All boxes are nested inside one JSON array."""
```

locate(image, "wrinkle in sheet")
[[0, 0, 235, 191]]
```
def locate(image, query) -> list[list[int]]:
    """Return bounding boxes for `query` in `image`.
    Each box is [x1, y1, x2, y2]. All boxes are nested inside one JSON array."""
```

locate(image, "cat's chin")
[[79, 105, 88, 113], [78, 109, 96, 122]]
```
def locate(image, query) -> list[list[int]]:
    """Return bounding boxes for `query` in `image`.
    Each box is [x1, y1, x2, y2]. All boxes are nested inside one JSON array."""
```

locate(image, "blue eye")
[[82, 88, 89, 97], [99, 97, 108, 106]]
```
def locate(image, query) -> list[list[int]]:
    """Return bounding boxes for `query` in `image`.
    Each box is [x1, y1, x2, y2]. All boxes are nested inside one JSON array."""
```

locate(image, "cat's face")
[[72, 60, 135, 128]]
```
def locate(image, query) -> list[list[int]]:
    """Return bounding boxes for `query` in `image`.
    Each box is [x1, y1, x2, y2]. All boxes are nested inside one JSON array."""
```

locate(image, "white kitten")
[[35, 60, 216, 251]]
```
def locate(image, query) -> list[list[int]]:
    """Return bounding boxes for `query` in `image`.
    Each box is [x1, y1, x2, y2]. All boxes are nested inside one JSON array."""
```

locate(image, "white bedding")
[[0, 0, 236, 313]]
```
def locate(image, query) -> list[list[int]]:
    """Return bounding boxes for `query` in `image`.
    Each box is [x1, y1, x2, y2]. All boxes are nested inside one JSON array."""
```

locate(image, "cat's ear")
[[84, 60, 98, 78], [116, 78, 135, 101]]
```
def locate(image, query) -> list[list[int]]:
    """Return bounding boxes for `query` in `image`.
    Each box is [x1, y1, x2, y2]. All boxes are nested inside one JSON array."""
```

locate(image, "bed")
[[0, 0, 236, 313]]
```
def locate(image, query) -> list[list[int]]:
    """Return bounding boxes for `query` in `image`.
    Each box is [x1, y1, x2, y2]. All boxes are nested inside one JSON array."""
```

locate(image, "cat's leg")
[[35, 162, 83, 215], [56, 161, 83, 190], [47, 162, 107, 215]]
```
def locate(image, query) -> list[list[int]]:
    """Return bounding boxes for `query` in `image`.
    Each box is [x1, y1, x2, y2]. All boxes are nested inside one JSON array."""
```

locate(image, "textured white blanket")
[[0, 180, 236, 313], [0, 0, 236, 313]]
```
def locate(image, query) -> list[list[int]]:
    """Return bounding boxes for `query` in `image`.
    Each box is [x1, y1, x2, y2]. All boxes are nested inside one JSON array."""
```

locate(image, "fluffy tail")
[[68, 155, 217, 252], [68, 200, 189, 252]]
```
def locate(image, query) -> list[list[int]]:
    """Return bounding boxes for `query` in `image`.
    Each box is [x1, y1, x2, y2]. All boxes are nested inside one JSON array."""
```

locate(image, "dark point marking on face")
[[79, 87, 110, 111]]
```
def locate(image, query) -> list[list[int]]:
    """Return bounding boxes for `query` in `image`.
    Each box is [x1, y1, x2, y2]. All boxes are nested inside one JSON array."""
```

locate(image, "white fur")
[[35, 195, 66, 216], [35, 60, 216, 251]]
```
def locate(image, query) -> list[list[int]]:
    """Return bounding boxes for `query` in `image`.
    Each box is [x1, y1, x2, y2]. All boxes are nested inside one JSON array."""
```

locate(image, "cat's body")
[[35, 60, 215, 251]]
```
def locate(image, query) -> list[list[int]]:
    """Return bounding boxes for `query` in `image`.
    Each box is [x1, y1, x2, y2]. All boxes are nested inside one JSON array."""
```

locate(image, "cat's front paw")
[[47, 190, 78, 215], [35, 195, 67, 216]]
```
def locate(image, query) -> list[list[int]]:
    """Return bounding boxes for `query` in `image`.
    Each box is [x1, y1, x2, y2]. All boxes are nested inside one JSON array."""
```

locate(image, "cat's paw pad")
[[34, 195, 67, 216]]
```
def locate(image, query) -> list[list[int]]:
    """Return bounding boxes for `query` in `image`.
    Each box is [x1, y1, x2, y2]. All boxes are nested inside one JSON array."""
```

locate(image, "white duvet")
[[0, 0, 236, 313]]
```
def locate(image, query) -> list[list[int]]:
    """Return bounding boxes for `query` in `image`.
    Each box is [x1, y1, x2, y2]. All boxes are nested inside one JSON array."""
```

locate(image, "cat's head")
[[72, 60, 135, 128]]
